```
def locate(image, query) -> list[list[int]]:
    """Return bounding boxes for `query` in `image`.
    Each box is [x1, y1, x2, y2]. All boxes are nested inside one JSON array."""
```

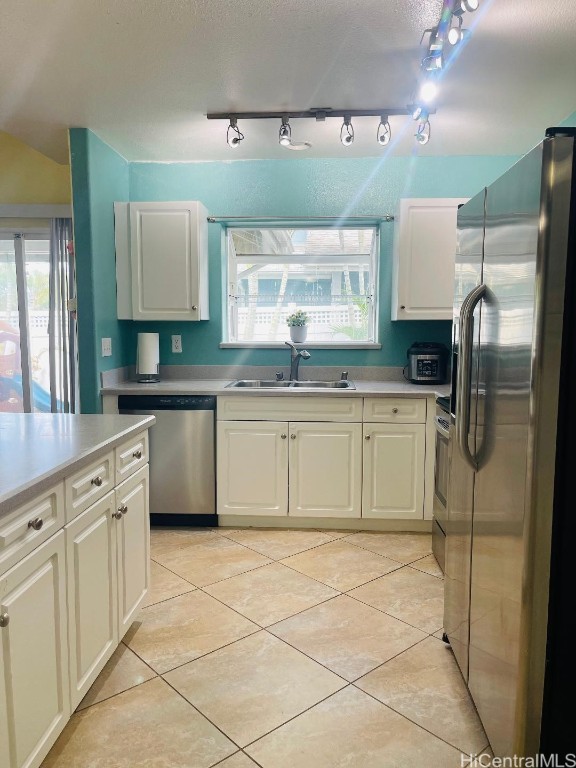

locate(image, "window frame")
[[221, 224, 381, 349]]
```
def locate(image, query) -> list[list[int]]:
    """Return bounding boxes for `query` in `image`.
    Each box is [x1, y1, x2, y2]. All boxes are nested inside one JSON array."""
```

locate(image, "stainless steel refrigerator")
[[444, 127, 576, 758]]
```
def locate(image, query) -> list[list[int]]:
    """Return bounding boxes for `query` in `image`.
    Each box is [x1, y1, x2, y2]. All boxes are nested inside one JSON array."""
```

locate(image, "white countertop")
[[0, 413, 155, 514], [102, 378, 451, 398]]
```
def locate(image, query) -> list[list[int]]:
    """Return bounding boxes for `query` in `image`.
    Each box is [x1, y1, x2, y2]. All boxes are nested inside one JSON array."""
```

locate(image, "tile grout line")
[[344, 588, 444, 635], [161, 656, 350, 757], [354, 683, 481, 757], [240, 684, 355, 752]]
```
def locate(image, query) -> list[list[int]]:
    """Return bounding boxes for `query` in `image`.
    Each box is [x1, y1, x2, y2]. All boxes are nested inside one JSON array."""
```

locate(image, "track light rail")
[[207, 108, 434, 121]]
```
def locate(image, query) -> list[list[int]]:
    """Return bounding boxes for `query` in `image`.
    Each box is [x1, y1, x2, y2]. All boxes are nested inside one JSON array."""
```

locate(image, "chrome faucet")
[[285, 341, 311, 381]]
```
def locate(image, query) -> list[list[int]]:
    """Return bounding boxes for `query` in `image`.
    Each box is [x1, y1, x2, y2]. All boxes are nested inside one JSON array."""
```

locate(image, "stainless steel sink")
[[226, 379, 355, 390], [226, 380, 293, 388], [291, 381, 355, 388]]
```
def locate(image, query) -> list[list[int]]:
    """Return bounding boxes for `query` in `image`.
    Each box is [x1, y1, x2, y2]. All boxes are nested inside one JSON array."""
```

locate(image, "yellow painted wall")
[[0, 131, 70, 203]]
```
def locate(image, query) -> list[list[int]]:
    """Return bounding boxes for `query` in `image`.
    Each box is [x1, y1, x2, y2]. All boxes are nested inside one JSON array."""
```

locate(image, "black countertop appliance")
[[406, 342, 448, 384]]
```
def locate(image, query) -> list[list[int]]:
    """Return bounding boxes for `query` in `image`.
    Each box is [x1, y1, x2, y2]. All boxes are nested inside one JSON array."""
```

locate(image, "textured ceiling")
[[1, 0, 575, 163]]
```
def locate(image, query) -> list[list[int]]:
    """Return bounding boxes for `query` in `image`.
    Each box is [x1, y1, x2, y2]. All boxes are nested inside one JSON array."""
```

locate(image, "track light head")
[[461, 0, 479, 11], [418, 80, 438, 104], [422, 51, 443, 71], [279, 118, 291, 147], [415, 119, 431, 145], [340, 115, 354, 147], [377, 117, 391, 146], [227, 118, 244, 148], [448, 16, 464, 45]]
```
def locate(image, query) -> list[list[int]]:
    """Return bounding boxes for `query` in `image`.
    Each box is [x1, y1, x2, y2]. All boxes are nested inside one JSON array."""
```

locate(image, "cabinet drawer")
[[65, 451, 115, 522], [0, 483, 65, 577], [363, 397, 426, 423], [217, 396, 362, 422], [115, 431, 149, 483]]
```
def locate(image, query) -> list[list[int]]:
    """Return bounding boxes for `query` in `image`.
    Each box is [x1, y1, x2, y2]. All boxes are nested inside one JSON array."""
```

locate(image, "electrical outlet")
[[101, 337, 112, 357], [171, 335, 182, 353]]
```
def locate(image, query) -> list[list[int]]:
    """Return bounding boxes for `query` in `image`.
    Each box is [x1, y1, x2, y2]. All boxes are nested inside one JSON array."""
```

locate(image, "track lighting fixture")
[[377, 117, 391, 146], [227, 118, 244, 148], [340, 115, 354, 146], [460, 0, 479, 12], [278, 118, 291, 146], [210, 107, 432, 148], [415, 119, 431, 145]]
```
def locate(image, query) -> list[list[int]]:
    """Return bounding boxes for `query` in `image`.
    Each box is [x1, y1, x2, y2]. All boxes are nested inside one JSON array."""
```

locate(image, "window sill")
[[219, 342, 382, 350]]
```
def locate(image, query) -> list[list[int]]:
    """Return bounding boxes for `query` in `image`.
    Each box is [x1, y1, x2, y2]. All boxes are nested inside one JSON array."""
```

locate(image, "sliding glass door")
[[0, 229, 76, 413]]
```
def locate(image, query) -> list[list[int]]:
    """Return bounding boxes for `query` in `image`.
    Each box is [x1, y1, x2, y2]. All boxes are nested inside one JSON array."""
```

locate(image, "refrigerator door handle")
[[456, 283, 486, 472]]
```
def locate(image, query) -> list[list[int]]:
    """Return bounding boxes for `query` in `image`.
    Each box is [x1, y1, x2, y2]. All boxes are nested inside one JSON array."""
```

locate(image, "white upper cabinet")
[[391, 198, 468, 321], [115, 201, 209, 321]]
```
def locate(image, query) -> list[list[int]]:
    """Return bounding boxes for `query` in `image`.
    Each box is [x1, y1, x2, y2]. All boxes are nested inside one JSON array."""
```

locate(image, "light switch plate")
[[101, 337, 112, 357], [172, 335, 182, 353]]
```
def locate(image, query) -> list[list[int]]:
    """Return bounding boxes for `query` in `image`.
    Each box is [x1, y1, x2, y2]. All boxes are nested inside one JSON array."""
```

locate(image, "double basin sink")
[[227, 379, 356, 390]]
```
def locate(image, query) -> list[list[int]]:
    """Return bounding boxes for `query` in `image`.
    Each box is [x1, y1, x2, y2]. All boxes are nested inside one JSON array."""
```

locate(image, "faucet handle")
[[340, 371, 349, 381], [275, 371, 284, 381]]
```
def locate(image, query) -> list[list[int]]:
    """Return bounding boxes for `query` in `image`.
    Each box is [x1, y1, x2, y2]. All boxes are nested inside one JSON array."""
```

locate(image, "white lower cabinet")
[[362, 423, 426, 519], [289, 422, 362, 518], [217, 421, 288, 516], [67, 465, 149, 709], [0, 440, 150, 768], [66, 493, 118, 709], [0, 532, 70, 768], [217, 420, 362, 518], [116, 466, 150, 636]]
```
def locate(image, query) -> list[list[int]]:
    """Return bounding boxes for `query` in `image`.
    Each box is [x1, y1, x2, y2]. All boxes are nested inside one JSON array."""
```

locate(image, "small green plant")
[[286, 309, 308, 327]]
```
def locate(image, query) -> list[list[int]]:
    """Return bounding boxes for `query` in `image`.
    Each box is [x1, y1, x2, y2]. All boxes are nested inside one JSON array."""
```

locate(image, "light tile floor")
[[42, 527, 491, 768]]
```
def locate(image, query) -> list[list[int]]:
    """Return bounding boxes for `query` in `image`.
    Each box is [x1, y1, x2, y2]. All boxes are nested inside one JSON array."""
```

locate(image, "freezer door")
[[468, 144, 544, 756], [444, 189, 485, 680]]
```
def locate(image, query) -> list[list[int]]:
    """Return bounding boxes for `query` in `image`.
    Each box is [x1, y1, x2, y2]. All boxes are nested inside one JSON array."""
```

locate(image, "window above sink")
[[222, 225, 379, 349]]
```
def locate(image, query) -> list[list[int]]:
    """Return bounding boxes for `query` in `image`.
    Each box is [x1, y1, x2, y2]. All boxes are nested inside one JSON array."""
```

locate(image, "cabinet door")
[[289, 422, 362, 518], [116, 465, 150, 637], [362, 424, 425, 519], [0, 532, 70, 768], [392, 198, 468, 320], [130, 201, 208, 321], [66, 493, 118, 709], [217, 421, 288, 516]]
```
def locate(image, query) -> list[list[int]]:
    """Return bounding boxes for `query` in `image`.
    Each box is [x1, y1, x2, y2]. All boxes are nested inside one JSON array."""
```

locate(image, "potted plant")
[[286, 309, 309, 343]]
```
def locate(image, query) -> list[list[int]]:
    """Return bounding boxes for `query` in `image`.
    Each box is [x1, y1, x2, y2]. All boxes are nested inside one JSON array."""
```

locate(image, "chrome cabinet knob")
[[290, 434, 296, 440], [132, 449, 142, 459], [112, 511, 123, 520], [0, 612, 9, 628], [280, 434, 287, 440], [28, 517, 44, 531], [365, 434, 371, 440], [192, 305, 198, 311], [91, 476, 103, 487], [392, 407, 399, 414], [118, 504, 128, 515]]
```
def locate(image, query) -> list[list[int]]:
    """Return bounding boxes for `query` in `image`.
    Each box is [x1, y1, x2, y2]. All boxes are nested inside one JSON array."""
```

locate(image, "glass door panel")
[[24, 238, 52, 412], [0, 238, 24, 412]]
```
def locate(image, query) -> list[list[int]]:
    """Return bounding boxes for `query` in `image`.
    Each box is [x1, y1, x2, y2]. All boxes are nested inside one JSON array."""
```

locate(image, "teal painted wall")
[[127, 153, 517, 368], [70, 129, 131, 412], [69, 128, 520, 402], [560, 110, 576, 127]]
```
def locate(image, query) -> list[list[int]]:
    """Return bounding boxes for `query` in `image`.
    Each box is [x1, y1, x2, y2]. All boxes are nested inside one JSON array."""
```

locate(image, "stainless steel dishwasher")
[[118, 395, 216, 526]]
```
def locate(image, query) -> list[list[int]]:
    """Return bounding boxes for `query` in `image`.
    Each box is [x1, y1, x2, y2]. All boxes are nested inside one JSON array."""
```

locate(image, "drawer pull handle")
[[280, 434, 287, 440], [0, 613, 9, 628], [365, 434, 371, 440], [392, 408, 399, 414], [28, 517, 44, 531], [118, 504, 128, 515], [132, 449, 142, 459], [112, 511, 123, 520], [290, 434, 296, 440], [91, 476, 103, 487]]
